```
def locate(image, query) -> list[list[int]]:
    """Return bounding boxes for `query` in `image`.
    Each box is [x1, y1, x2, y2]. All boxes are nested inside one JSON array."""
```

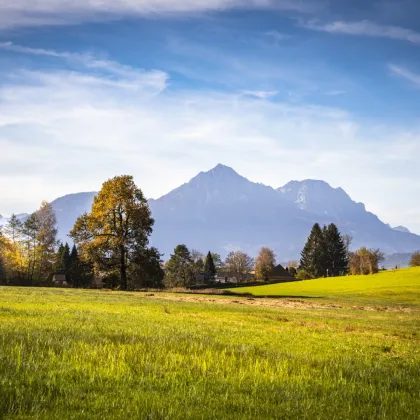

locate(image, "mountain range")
[[1, 164, 420, 262]]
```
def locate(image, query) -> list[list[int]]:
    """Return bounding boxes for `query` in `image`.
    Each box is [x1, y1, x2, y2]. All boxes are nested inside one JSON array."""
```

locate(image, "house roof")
[[269, 264, 292, 278]]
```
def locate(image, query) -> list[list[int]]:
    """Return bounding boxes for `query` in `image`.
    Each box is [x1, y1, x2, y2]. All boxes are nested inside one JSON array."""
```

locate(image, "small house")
[[52, 273, 68, 287], [267, 264, 294, 282]]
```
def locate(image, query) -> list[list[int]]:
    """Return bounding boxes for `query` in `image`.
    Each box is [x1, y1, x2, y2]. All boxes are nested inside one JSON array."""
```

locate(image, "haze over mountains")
[[2, 164, 420, 262]]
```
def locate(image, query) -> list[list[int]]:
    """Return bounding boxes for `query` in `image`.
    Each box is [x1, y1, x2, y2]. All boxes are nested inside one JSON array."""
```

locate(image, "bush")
[[296, 269, 313, 280], [410, 251, 420, 267]]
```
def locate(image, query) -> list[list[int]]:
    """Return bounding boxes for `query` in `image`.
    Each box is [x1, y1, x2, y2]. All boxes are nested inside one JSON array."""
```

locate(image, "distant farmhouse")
[[268, 264, 294, 282], [215, 264, 293, 284], [52, 274, 68, 287], [215, 271, 254, 284]]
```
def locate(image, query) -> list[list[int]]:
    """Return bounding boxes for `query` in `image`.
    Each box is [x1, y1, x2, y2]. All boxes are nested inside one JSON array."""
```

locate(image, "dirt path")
[[143, 293, 415, 313]]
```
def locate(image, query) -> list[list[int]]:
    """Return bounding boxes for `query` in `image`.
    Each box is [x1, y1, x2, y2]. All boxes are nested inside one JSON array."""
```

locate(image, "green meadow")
[[1, 268, 420, 419], [233, 267, 420, 307]]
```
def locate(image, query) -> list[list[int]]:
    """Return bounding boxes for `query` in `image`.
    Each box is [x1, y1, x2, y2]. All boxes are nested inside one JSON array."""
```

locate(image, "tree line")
[[1, 175, 419, 289]]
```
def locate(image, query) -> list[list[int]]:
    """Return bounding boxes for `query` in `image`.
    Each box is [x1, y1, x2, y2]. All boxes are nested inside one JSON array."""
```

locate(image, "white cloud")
[[0, 42, 169, 93], [389, 64, 420, 87], [0, 0, 316, 29], [302, 19, 420, 45], [0, 45, 419, 233]]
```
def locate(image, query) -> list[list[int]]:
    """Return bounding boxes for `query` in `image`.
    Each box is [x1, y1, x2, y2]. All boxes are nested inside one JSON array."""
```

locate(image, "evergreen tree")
[[324, 224, 348, 276], [62, 243, 71, 272], [55, 244, 65, 272], [164, 245, 196, 288], [300, 223, 327, 278], [69, 245, 80, 286], [204, 251, 216, 283]]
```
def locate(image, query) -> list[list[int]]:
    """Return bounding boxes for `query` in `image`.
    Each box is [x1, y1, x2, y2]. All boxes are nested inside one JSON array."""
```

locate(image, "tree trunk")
[[120, 246, 127, 291]]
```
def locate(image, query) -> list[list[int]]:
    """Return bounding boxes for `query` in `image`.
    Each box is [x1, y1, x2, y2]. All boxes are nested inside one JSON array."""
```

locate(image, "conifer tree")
[[62, 243, 71, 272], [69, 245, 80, 286], [55, 243, 65, 272], [300, 223, 327, 278], [204, 251, 216, 283], [164, 245, 196, 288], [324, 223, 348, 276]]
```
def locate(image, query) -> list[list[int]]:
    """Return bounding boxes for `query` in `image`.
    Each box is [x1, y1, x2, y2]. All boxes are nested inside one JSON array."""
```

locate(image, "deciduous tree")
[[129, 247, 164, 289], [70, 176, 154, 291], [255, 247, 276, 281], [23, 202, 58, 285], [349, 248, 384, 275], [410, 251, 420, 267], [225, 251, 254, 283]]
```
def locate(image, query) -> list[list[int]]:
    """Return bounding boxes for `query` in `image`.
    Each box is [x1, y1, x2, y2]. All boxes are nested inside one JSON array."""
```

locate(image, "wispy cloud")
[[0, 42, 168, 93], [324, 90, 346, 96], [264, 31, 291, 42], [389, 64, 420, 87], [241, 90, 278, 99], [302, 19, 420, 45], [0, 0, 316, 29]]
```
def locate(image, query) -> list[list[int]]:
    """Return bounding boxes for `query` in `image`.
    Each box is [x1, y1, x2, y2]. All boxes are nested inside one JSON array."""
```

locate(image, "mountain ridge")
[[1, 164, 419, 261]]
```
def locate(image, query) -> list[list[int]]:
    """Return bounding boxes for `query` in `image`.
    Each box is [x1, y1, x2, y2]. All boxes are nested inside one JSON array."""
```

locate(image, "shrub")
[[296, 269, 313, 280], [410, 251, 420, 267]]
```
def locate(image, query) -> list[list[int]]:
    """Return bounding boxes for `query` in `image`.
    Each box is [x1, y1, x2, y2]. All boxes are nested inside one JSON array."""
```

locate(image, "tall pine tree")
[[69, 245, 80, 286], [301, 223, 349, 278], [204, 251, 216, 283], [324, 224, 348, 276], [300, 223, 327, 278]]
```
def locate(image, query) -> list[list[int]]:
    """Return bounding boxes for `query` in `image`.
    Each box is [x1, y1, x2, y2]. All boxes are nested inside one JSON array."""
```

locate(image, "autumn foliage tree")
[[0, 203, 58, 285], [70, 175, 155, 291], [410, 251, 420, 267], [349, 248, 384, 275], [255, 247, 276, 281]]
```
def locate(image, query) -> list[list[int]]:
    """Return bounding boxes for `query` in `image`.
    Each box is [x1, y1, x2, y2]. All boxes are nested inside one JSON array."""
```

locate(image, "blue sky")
[[0, 0, 419, 233]]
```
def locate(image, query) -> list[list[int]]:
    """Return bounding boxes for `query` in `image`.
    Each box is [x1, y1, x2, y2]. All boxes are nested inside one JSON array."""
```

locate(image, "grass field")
[[233, 267, 420, 307], [1, 268, 420, 419]]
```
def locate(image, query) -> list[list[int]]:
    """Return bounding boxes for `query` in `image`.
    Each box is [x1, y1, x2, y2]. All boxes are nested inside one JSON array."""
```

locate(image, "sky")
[[0, 0, 419, 233]]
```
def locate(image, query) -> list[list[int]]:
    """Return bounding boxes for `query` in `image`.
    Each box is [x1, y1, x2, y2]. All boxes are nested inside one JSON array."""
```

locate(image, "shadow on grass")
[[171, 289, 324, 300]]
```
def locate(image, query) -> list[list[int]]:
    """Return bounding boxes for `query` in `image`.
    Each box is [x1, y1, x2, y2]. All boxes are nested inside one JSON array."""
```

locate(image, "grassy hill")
[[0, 269, 419, 419], [231, 267, 420, 307]]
